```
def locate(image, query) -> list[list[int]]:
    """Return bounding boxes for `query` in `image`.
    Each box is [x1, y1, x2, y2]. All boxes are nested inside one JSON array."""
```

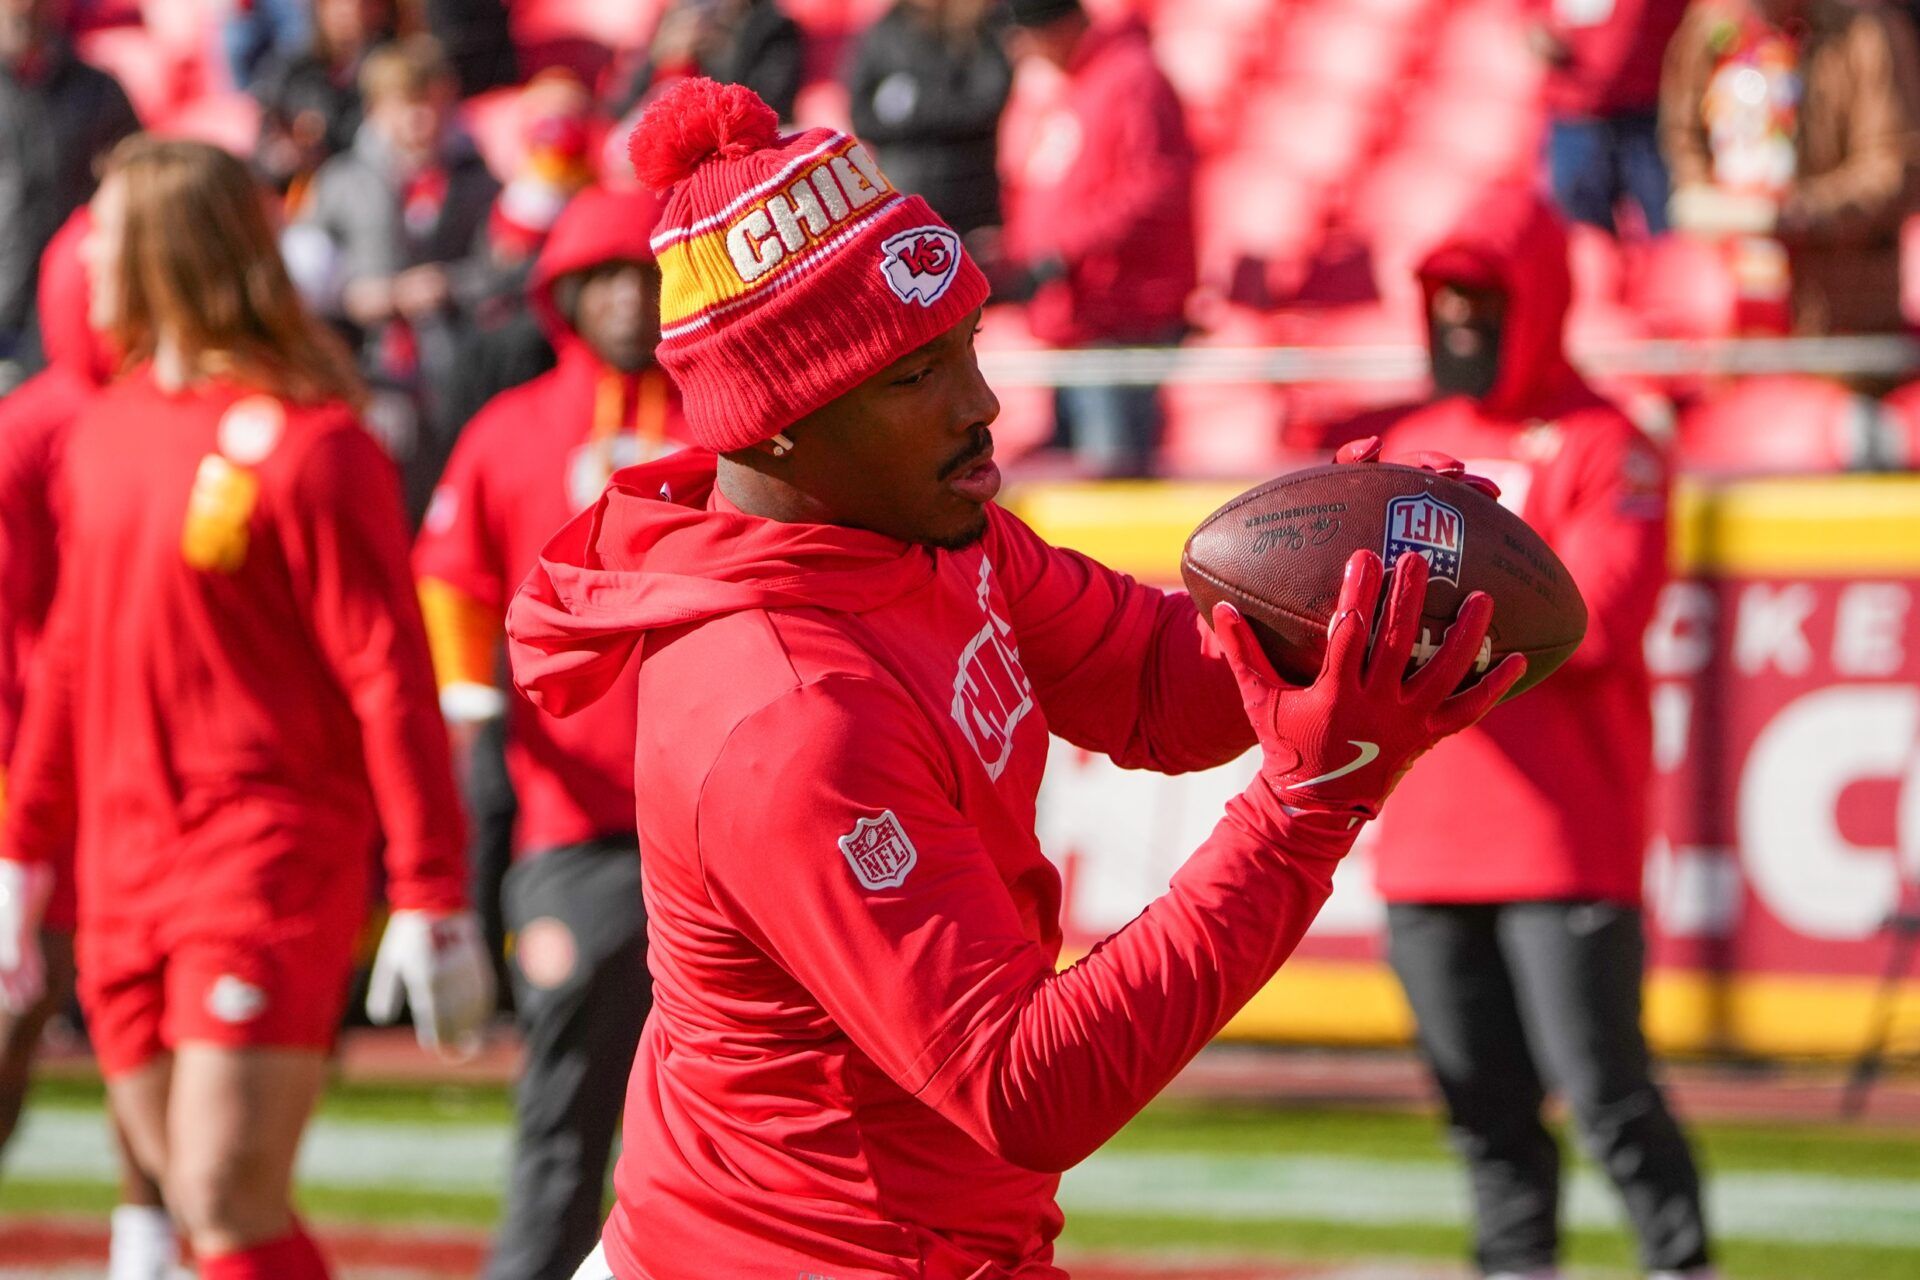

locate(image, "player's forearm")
[[924, 793, 1353, 1172], [1118, 597, 1257, 772]]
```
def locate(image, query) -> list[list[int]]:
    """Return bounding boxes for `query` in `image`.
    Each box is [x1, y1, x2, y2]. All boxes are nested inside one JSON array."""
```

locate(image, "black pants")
[[1386, 902, 1711, 1276], [486, 839, 652, 1280]]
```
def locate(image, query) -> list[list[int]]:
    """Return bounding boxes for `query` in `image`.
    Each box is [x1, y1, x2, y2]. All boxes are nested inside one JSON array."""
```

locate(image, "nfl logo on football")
[[1383, 493, 1464, 586]]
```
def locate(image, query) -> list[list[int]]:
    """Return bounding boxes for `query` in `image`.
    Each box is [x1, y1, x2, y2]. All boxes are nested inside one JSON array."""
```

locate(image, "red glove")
[[1213, 549, 1525, 820], [1334, 435, 1501, 500]]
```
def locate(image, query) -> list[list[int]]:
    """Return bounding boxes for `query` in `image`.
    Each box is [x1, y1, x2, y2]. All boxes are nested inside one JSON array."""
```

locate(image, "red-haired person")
[[0, 137, 493, 1280]]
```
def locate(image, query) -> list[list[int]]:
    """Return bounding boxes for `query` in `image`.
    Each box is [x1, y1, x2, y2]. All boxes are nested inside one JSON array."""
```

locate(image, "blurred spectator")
[[0, 0, 138, 386], [291, 34, 501, 520], [607, 0, 803, 124], [223, 0, 313, 91], [1000, 0, 1195, 478], [1531, 0, 1689, 236], [416, 185, 684, 1280], [250, 0, 400, 206], [1340, 186, 1713, 1280], [436, 69, 599, 438], [845, 0, 1011, 237], [486, 69, 597, 269], [422, 0, 516, 96], [1661, 0, 1920, 334]]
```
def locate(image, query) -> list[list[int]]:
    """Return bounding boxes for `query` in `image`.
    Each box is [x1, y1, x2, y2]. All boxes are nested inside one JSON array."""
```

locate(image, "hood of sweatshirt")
[[1416, 184, 1583, 419], [38, 207, 113, 386], [526, 183, 664, 351], [507, 449, 939, 716]]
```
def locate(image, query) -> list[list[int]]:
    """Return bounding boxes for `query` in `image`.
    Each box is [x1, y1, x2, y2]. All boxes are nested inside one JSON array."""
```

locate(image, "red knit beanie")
[[630, 78, 991, 451]]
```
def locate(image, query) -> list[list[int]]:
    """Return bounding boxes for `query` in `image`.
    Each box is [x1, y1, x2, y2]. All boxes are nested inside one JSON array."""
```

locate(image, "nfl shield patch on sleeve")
[[838, 810, 919, 890]]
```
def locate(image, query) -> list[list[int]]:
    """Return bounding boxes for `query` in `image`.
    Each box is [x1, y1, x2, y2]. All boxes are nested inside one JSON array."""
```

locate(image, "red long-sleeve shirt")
[[2, 370, 466, 924], [508, 450, 1360, 1278]]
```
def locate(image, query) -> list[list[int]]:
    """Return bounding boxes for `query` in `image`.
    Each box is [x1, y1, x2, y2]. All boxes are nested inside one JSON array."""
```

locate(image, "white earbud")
[[769, 432, 795, 457]]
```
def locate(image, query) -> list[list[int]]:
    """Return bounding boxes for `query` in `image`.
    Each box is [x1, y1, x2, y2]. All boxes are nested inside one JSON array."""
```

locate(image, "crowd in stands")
[[5, 0, 1920, 481]]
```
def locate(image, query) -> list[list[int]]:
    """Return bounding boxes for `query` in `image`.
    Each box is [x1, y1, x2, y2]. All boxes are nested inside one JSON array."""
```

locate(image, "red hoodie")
[[507, 451, 1366, 1277], [0, 212, 111, 928], [414, 186, 687, 856], [1361, 189, 1669, 906], [1002, 19, 1197, 346], [2, 367, 467, 927], [1534, 0, 1690, 118]]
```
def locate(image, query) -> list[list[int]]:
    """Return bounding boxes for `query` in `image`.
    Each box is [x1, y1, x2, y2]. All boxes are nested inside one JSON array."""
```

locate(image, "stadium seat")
[[1631, 235, 1739, 339], [1392, 90, 1542, 179], [1236, 84, 1378, 187], [1428, 2, 1545, 102], [1674, 375, 1868, 474], [1161, 310, 1293, 477], [1266, 8, 1408, 102], [1567, 222, 1628, 307], [1194, 156, 1329, 304], [1151, 23, 1256, 152]]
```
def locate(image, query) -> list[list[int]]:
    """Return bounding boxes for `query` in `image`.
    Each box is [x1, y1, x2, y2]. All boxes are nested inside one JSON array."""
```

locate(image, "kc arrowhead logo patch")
[[879, 225, 961, 307]]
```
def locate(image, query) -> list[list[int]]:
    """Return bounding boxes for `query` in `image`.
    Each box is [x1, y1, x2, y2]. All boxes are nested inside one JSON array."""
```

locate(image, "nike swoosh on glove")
[[0, 860, 52, 1015], [1213, 548, 1525, 821], [366, 909, 496, 1059]]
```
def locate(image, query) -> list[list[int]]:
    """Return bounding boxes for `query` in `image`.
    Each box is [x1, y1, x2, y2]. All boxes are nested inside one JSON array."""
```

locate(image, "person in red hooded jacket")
[[0, 207, 184, 1280], [1336, 188, 1714, 1280], [998, 0, 1195, 477], [415, 183, 688, 1280], [508, 79, 1522, 1280], [0, 137, 493, 1280]]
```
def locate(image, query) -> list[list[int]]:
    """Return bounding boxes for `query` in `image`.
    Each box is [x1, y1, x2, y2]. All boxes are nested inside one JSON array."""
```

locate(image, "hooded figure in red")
[[0, 208, 113, 931], [1358, 186, 1669, 905], [1344, 188, 1713, 1280], [413, 184, 688, 1280], [417, 184, 686, 855]]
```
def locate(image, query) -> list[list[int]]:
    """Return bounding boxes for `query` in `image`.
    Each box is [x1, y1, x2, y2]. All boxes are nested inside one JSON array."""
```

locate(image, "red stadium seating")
[[1631, 235, 1739, 340], [973, 306, 1057, 462], [1161, 309, 1292, 475], [1675, 376, 1868, 474]]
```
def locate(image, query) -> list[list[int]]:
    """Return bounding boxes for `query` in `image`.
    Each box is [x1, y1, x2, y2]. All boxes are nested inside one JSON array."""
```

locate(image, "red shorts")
[[78, 857, 368, 1077]]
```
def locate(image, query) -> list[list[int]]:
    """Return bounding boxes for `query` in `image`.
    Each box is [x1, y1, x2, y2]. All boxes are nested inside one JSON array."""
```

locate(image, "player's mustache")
[[938, 426, 994, 479]]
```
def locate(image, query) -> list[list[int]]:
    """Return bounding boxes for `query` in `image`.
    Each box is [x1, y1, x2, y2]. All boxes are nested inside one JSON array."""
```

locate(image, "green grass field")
[[4, 1078, 1917, 1278]]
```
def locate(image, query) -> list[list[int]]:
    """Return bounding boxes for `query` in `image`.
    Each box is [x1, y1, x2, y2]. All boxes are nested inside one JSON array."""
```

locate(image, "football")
[[1182, 462, 1588, 700]]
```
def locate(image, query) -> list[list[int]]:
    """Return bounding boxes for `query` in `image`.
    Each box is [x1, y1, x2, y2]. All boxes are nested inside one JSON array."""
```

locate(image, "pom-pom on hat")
[[629, 78, 990, 452]]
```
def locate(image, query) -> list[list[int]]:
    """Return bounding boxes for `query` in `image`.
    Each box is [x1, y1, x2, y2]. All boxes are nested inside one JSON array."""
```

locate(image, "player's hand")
[[366, 909, 495, 1059], [1334, 436, 1501, 500], [0, 860, 53, 1015], [1212, 549, 1525, 820]]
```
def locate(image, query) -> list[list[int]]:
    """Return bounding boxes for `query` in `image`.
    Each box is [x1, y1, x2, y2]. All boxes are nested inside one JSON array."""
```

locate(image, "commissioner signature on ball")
[[1252, 516, 1342, 555]]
